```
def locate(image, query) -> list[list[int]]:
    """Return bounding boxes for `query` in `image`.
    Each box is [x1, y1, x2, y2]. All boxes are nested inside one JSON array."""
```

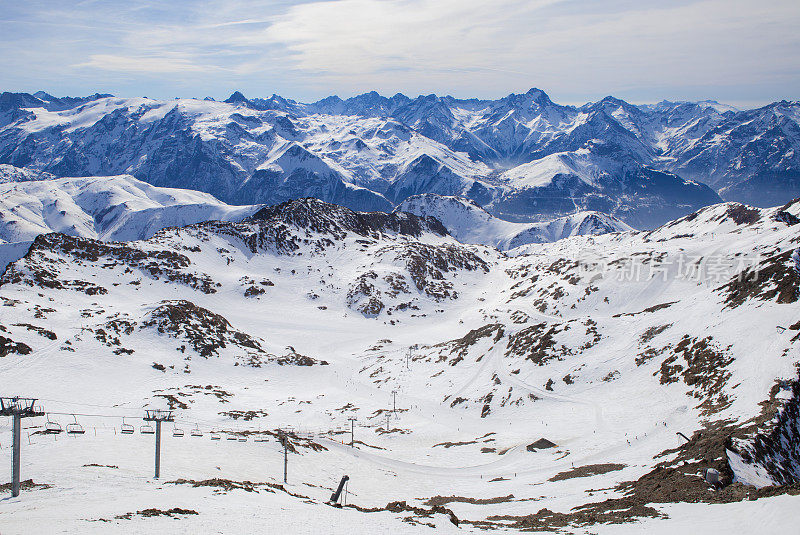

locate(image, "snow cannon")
[[329, 475, 350, 505]]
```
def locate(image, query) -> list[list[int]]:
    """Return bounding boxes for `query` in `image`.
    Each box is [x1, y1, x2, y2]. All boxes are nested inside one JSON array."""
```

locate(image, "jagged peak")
[[277, 142, 318, 160], [521, 87, 553, 105], [224, 91, 249, 104], [32, 90, 56, 101], [316, 95, 342, 104], [351, 90, 384, 102], [404, 153, 444, 171], [594, 95, 639, 110], [526, 87, 550, 98], [0, 91, 46, 107]]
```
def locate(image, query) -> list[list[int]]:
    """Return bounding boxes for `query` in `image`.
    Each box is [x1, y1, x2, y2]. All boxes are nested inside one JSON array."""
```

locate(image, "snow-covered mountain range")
[[2, 196, 800, 532], [0, 164, 638, 272], [3, 88, 797, 228]]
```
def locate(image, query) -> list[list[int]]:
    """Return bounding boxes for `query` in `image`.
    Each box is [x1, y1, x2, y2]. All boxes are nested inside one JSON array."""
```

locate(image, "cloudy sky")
[[1, 0, 798, 107]]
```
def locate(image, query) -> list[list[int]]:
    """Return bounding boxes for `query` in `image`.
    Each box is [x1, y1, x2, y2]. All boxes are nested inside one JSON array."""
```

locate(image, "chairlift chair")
[[226, 434, 237, 441], [238, 436, 248, 442], [254, 435, 269, 442], [66, 414, 85, 435], [172, 426, 185, 438], [44, 416, 63, 434], [120, 417, 135, 435], [140, 423, 155, 435], [190, 424, 203, 437], [210, 429, 221, 440]]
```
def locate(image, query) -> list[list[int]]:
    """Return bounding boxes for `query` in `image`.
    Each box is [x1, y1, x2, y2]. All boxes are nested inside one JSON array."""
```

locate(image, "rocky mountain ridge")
[[5, 88, 796, 228]]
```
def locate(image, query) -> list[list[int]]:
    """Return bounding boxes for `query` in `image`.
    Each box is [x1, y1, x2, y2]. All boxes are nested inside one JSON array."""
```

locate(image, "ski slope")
[[1, 198, 799, 533]]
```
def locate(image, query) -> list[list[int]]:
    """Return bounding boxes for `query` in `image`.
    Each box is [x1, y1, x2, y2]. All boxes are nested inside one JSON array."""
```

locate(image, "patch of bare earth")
[[0, 479, 50, 492], [549, 463, 626, 482]]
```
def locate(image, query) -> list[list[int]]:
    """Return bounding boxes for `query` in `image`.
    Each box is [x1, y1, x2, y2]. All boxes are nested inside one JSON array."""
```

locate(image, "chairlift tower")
[[143, 409, 174, 479], [0, 397, 44, 498], [407, 344, 418, 369], [278, 429, 289, 483], [348, 417, 357, 447]]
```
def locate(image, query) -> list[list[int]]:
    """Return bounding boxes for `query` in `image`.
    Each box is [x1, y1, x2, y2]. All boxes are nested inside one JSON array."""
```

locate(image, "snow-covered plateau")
[[1, 194, 800, 534]]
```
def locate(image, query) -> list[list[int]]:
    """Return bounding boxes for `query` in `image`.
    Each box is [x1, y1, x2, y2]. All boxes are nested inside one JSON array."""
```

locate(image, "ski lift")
[[44, 416, 63, 434], [66, 414, 85, 435], [120, 417, 135, 435], [140, 422, 155, 435], [172, 425, 185, 438], [238, 436, 248, 442], [190, 425, 203, 438], [210, 429, 221, 440], [254, 435, 269, 443], [226, 434, 237, 441]]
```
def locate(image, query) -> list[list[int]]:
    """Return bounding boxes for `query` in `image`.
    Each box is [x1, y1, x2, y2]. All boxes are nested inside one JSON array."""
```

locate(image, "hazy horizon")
[[6, 86, 792, 112], [1, 0, 798, 109]]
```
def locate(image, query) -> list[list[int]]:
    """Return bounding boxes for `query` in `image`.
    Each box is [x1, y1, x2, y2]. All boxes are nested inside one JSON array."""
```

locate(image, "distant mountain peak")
[[32, 90, 56, 101], [224, 91, 249, 104], [524, 87, 553, 104]]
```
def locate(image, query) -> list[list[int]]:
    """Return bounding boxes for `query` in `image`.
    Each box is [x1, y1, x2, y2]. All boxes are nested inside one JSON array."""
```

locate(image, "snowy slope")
[[1, 197, 800, 533], [0, 170, 260, 270], [0, 163, 53, 183], [397, 193, 632, 250], [242, 142, 392, 212], [489, 148, 721, 228]]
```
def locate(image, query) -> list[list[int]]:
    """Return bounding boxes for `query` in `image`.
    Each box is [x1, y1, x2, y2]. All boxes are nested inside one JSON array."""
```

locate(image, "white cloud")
[[256, 0, 800, 97], [1, 0, 798, 103], [77, 54, 215, 74]]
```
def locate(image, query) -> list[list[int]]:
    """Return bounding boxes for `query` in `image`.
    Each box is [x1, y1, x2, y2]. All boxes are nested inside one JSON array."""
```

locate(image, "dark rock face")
[[376, 242, 488, 300], [234, 145, 392, 212], [142, 300, 264, 359], [0, 233, 217, 295], [384, 154, 475, 204], [0, 335, 32, 357], [719, 249, 799, 308], [733, 378, 800, 485], [672, 102, 800, 194], [184, 198, 449, 259], [249, 198, 448, 240]]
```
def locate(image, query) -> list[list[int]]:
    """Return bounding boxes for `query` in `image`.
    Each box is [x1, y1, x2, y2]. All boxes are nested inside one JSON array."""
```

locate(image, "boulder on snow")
[[527, 438, 557, 451]]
